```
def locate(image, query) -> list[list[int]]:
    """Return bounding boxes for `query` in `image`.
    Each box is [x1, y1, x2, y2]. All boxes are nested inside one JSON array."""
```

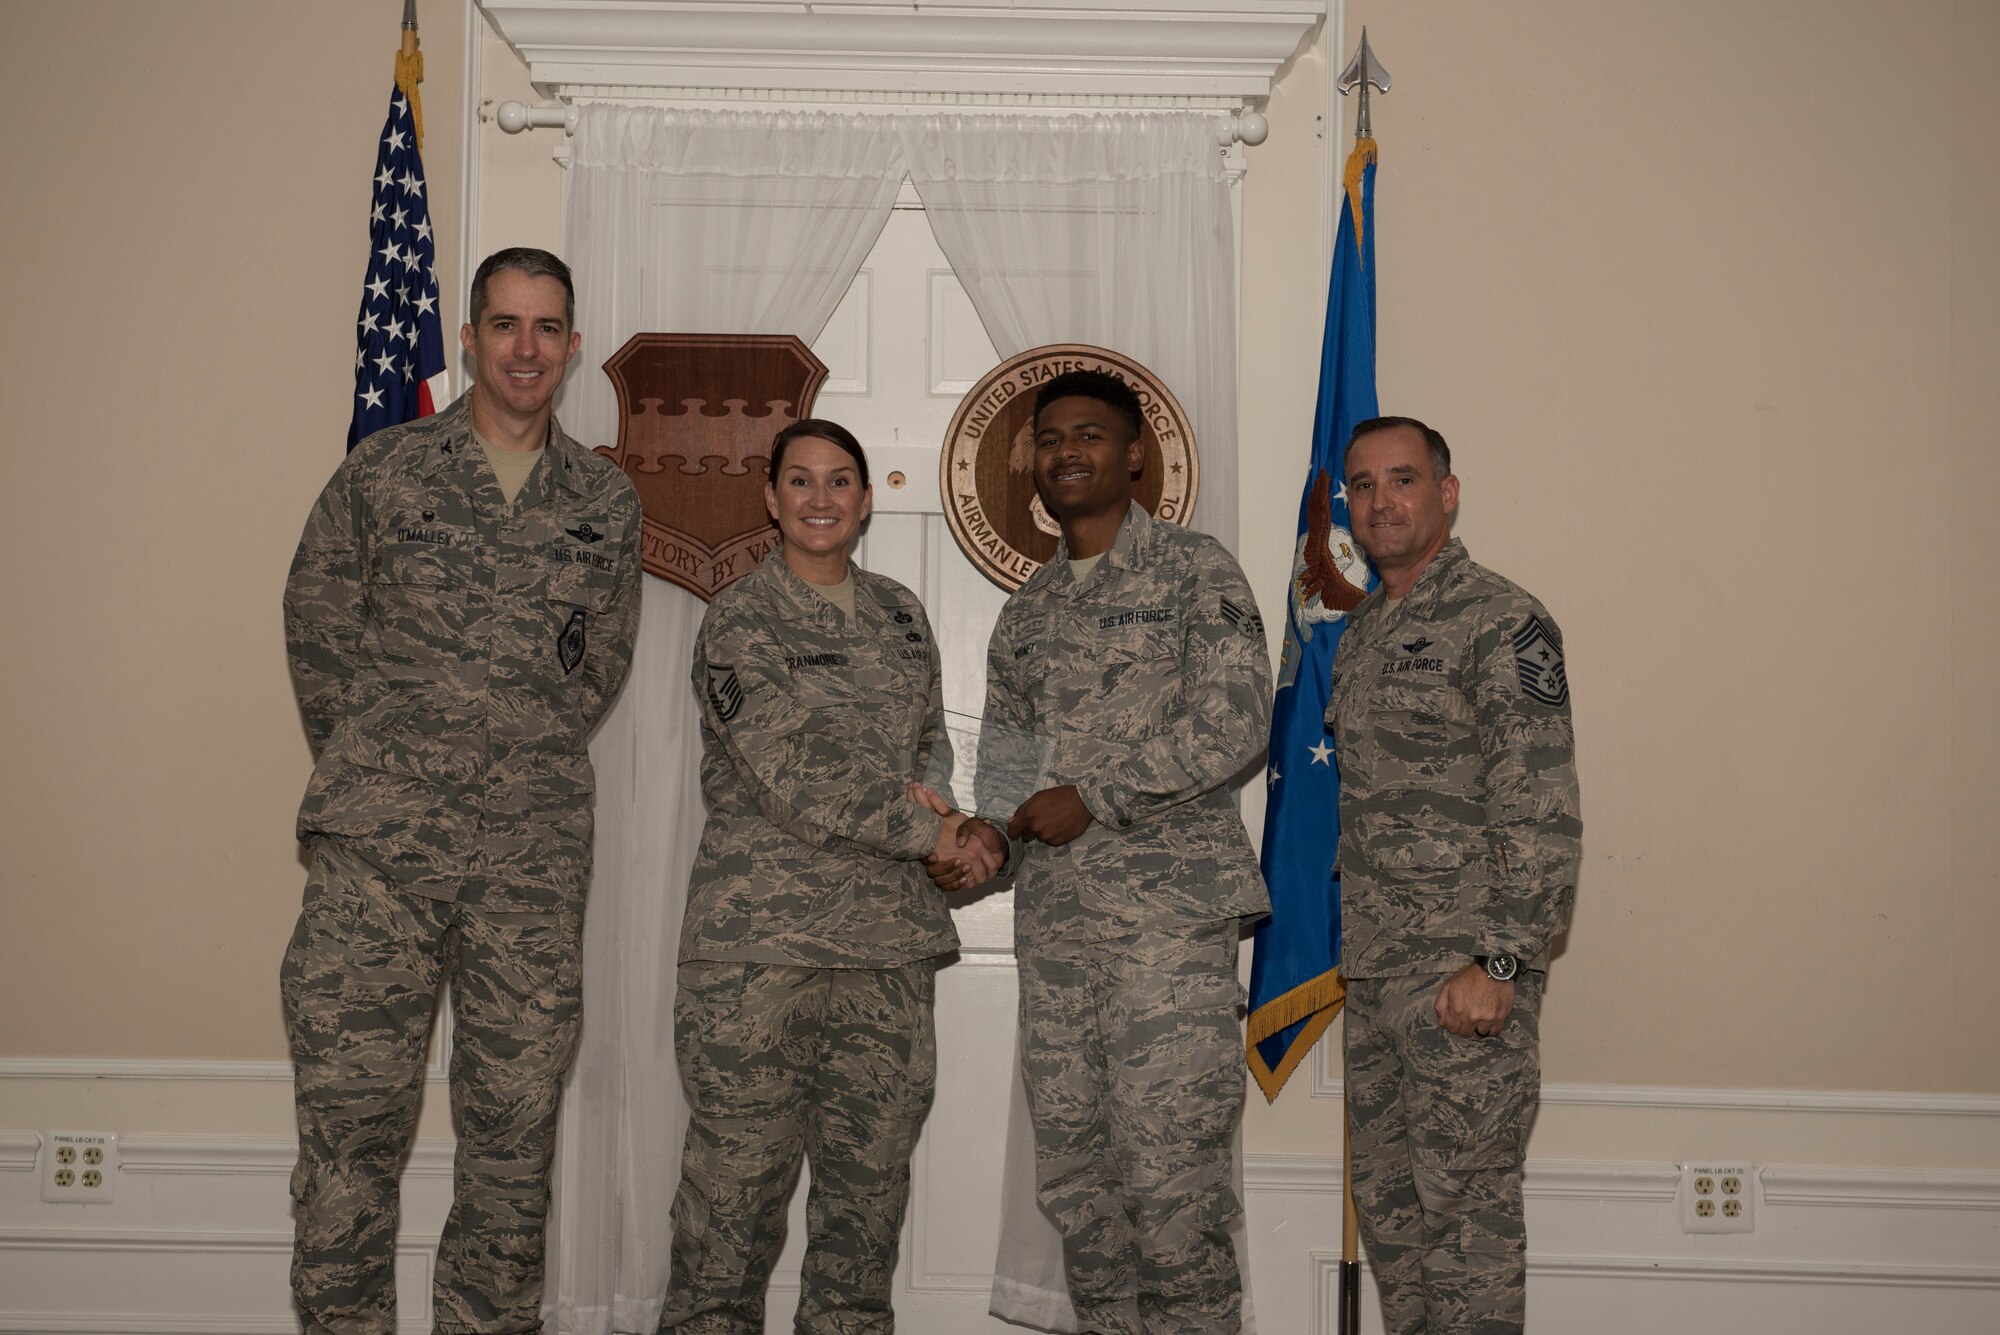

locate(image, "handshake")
[[905, 781, 1098, 892]]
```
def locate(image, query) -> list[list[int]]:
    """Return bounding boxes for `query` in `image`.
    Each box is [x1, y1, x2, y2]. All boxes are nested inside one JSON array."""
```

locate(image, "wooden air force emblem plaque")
[[940, 345, 1198, 591], [597, 333, 827, 601]]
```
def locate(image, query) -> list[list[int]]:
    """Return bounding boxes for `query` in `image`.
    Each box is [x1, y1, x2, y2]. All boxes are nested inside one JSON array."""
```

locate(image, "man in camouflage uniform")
[[1325, 417, 1581, 1335], [977, 370, 1272, 1335], [282, 248, 641, 1333]]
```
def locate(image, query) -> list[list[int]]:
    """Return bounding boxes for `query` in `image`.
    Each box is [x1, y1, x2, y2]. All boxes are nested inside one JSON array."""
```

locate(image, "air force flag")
[[1246, 137, 1381, 1100]]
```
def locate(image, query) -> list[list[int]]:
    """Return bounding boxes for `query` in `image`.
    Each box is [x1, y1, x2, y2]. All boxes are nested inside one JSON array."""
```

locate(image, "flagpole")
[[1333, 29, 1389, 1335], [1342, 1100, 1362, 1334]]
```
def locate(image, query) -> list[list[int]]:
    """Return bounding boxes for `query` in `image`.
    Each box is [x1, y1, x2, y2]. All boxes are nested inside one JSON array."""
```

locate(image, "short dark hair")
[[768, 418, 870, 488], [1347, 415, 1452, 479], [1033, 370, 1145, 442], [468, 247, 575, 329]]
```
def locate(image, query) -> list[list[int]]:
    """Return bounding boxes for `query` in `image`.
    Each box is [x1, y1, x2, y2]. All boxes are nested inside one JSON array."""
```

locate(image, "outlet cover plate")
[[1680, 1161, 1754, 1233], [39, 1131, 119, 1205]]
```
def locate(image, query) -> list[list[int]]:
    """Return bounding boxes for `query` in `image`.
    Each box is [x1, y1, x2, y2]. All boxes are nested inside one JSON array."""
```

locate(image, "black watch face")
[[1486, 954, 1518, 981]]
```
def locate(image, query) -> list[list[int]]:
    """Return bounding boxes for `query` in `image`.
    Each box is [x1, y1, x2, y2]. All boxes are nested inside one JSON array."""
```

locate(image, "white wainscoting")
[[3, 1079, 1999, 1334]]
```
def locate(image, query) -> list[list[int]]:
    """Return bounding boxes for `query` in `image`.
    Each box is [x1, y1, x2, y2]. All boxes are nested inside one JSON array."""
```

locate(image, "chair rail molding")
[[476, 0, 1326, 99]]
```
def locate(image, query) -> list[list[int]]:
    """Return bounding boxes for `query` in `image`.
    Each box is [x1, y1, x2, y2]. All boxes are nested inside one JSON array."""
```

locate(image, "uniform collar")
[[542, 416, 596, 498], [418, 391, 594, 504], [1031, 502, 1153, 596], [1406, 536, 1470, 612], [1354, 537, 1470, 628], [759, 549, 864, 628]]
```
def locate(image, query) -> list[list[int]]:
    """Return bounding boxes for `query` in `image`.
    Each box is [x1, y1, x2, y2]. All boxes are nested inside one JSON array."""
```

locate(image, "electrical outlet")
[[39, 1132, 119, 1205], [1680, 1161, 1753, 1233]]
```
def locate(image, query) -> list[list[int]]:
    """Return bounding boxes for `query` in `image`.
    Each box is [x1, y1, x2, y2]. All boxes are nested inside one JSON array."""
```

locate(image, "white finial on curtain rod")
[[494, 99, 1271, 144], [1229, 108, 1268, 146], [494, 101, 577, 134]]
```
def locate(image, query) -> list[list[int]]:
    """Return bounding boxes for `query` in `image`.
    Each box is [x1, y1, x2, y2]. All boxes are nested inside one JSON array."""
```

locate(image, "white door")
[[756, 204, 1036, 1331]]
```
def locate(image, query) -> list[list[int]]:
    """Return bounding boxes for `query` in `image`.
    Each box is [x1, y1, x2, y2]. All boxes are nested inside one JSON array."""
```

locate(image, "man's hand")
[[928, 813, 1007, 891], [909, 784, 1005, 890], [908, 782, 954, 817], [1435, 964, 1515, 1039], [1008, 785, 1094, 847]]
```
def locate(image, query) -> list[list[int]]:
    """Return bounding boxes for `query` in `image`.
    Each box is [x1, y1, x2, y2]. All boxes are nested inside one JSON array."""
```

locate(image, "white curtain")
[[903, 111, 1253, 1332], [545, 103, 907, 1335], [900, 112, 1240, 549], [543, 103, 1247, 1335]]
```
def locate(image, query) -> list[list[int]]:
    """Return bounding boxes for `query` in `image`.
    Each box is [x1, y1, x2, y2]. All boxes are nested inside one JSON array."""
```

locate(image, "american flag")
[[347, 80, 449, 450]]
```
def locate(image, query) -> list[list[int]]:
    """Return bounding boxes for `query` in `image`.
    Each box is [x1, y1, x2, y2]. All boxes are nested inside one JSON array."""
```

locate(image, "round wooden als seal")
[[939, 344, 1199, 591]]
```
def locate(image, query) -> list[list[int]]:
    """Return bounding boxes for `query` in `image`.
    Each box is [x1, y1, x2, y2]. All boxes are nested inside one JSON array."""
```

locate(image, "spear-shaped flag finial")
[[1337, 27, 1391, 141]]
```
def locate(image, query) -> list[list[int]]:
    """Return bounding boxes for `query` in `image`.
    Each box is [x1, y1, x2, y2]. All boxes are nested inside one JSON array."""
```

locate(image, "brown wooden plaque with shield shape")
[[939, 344, 1199, 591], [597, 333, 828, 602]]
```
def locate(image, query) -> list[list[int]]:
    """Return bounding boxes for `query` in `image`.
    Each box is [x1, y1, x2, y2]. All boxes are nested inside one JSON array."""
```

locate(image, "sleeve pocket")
[[1353, 812, 1473, 872]]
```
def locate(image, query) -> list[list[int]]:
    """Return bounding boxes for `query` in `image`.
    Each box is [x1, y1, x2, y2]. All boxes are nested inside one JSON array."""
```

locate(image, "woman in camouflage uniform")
[[660, 420, 1000, 1334]]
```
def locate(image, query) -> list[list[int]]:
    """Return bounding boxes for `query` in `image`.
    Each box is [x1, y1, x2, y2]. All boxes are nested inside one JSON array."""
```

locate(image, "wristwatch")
[[1475, 954, 1518, 982]]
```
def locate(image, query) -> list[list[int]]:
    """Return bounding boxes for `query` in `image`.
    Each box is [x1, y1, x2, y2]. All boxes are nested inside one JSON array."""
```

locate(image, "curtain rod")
[[493, 100, 1269, 146]]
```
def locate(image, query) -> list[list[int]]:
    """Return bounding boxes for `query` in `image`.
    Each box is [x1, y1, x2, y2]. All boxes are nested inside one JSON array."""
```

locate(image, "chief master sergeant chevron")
[[280, 247, 641, 1333], [1325, 416, 1581, 1335]]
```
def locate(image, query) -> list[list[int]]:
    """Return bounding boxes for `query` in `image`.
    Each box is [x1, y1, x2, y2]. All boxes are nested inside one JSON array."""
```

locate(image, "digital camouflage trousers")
[[660, 958, 938, 1334], [1018, 923, 1247, 1335], [281, 840, 583, 1334], [1344, 969, 1545, 1335]]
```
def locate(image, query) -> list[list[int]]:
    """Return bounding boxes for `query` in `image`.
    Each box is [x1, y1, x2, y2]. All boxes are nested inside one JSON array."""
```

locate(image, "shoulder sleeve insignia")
[[558, 609, 587, 675], [705, 662, 743, 722], [1511, 615, 1569, 707], [1220, 595, 1265, 638]]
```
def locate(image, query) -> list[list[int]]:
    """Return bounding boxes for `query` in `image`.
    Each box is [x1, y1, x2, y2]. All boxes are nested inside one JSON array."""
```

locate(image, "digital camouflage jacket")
[[685, 554, 959, 967], [286, 393, 642, 909], [1326, 538, 1581, 977], [979, 504, 1273, 947]]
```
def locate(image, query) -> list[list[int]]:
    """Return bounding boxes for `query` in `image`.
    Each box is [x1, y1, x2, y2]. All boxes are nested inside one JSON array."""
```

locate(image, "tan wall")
[[1237, 0, 1999, 1164], [1330, 0, 1996, 1092], [3, 0, 1996, 1166], [0, 1, 465, 1108]]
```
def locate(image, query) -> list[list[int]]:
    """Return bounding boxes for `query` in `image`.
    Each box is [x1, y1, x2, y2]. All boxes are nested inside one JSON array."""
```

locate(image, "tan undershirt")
[[812, 574, 856, 622], [474, 429, 545, 506], [1069, 553, 1105, 583]]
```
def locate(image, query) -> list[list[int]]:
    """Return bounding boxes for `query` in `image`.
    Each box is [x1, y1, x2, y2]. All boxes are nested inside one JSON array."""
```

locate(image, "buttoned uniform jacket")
[[1324, 538, 1581, 978], [285, 393, 643, 911], [683, 554, 961, 969], [977, 503, 1274, 948]]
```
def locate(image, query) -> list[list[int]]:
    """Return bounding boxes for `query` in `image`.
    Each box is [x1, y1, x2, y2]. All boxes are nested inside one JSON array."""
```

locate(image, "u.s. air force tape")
[[705, 663, 742, 721]]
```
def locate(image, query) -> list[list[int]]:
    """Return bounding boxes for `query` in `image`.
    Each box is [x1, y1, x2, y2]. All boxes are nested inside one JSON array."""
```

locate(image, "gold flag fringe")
[[1343, 137, 1377, 254], [1245, 969, 1346, 1103], [396, 38, 426, 151]]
